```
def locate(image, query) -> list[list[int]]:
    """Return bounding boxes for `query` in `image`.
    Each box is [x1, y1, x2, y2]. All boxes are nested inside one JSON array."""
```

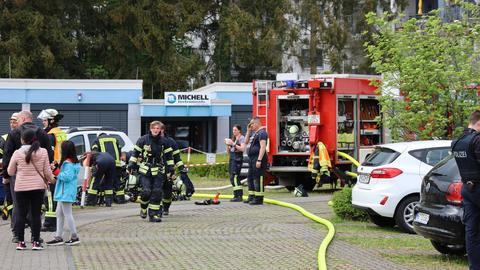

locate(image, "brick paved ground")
[[0, 193, 463, 270]]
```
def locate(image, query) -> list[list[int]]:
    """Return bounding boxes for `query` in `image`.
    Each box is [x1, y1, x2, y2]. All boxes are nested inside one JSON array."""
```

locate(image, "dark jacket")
[[2, 122, 53, 178]]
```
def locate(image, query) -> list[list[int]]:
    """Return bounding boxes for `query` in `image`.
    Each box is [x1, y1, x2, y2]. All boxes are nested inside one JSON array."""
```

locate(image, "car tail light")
[[370, 168, 403, 179], [446, 181, 463, 204]]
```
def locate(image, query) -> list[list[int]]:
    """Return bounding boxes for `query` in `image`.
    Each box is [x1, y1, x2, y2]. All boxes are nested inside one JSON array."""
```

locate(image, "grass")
[[179, 153, 229, 164], [327, 216, 469, 269]]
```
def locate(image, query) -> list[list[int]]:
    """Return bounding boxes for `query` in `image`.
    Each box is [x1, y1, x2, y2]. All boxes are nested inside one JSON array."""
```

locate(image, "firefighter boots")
[[163, 202, 171, 216], [243, 194, 254, 204], [230, 190, 243, 202], [249, 196, 264, 205], [140, 209, 147, 219]]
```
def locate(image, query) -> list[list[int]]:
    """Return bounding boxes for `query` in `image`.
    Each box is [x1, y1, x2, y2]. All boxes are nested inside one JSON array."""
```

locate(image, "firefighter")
[[225, 124, 245, 202], [1, 113, 19, 221], [85, 151, 116, 207], [159, 124, 194, 215], [127, 121, 174, 222], [308, 141, 332, 187], [37, 109, 67, 232], [91, 133, 126, 204], [243, 117, 268, 205]]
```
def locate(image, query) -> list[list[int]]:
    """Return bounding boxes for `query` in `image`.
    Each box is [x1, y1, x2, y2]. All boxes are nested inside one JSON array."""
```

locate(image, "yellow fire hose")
[[192, 193, 335, 270], [337, 151, 359, 178]]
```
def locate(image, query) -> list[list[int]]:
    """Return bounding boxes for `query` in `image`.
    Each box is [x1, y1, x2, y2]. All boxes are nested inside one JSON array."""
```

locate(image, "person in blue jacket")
[[46, 141, 81, 246]]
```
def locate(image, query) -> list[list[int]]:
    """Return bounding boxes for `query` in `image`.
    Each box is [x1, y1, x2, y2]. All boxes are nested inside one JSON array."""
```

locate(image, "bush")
[[188, 163, 229, 178], [331, 187, 369, 221]]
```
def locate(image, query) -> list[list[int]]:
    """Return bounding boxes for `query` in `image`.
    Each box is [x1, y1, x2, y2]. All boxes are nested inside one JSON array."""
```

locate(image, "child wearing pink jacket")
[[7, 129, 54, 251]]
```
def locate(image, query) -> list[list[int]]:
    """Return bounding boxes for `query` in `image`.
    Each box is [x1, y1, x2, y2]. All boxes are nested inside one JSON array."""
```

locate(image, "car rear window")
[[361, 147, 400, 166], [428, 155, 460, 181]]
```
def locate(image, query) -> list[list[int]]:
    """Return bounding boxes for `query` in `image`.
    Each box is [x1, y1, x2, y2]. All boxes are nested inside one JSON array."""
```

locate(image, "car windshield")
[[361, 147, 400, 166]]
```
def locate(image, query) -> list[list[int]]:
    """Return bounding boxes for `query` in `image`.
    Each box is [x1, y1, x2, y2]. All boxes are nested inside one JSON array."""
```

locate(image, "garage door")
[[0, 104, 22, 135], [31, 104, 128, 134], [230, 105, 252, 135]]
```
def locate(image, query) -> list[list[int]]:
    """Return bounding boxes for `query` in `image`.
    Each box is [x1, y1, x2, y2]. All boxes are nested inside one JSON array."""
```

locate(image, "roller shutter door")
[[0, 104, 22, 135], [230, 105, 252, 134], [31, 104, 128, 133]]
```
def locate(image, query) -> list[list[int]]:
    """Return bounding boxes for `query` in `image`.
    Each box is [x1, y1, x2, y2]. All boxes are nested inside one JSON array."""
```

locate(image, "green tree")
[[0, 0, 80, 78], [204, 0, 293, 82], [366, 4, 480, 140], [296, 0, 409, 74]]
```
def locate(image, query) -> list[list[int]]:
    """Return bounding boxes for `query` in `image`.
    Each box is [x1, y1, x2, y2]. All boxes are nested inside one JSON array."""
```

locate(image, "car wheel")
[[430, 241, 466, 256], [394, 195, 419, 234], [368, 213, 395, 227]]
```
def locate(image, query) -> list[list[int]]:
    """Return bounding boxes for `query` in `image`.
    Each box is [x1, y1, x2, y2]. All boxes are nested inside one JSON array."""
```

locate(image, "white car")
[[352, 140, 451, 233], [65, 127, 134, 186]]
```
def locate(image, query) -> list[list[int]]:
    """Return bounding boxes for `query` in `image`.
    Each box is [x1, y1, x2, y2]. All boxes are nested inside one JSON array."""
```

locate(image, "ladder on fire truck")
[[255, 81, 272, 128]]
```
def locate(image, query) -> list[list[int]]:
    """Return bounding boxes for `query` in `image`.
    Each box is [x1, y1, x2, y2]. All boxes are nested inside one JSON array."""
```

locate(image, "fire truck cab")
[[252, 73, 383, 189]]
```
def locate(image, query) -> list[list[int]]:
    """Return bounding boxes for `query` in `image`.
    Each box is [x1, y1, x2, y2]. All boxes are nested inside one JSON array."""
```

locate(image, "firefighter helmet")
[[38, 109, 64, 122]]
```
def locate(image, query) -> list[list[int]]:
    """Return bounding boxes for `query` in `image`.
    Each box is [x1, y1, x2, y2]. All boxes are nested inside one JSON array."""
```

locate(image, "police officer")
[[92, 133, 126, 204], [127, 121, 173, 222], [37, 109, 67, 232], [243, 117, 268, 205], [159, 123, 194, 215], [85, 151, 116, 207], [1, 113, 19, 221], [225, 124, 245, 202], [452, 110, 480, 270]]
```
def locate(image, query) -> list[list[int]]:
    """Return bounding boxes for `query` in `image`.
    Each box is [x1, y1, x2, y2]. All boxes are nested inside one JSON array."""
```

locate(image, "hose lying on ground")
[[191, 193, 335, 270], [195, 178, 285, 191]]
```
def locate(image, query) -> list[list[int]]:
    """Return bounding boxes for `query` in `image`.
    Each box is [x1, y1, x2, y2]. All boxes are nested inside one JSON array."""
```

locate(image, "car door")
[[416, 147, 451, 177]]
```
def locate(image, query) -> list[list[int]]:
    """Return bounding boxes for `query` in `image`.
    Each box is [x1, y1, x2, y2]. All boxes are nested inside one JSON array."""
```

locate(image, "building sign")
[[165, 92, 211, 106]]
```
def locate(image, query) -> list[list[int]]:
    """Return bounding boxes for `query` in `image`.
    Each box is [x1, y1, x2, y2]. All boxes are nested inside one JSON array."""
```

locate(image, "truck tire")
[[430, 241, 466, 256], [394, 195, 419, 234], [368, 213, 395, 227]]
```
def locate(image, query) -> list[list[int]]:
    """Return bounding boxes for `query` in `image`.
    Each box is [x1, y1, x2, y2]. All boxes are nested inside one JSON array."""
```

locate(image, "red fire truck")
[[252, 74, 384, 189]]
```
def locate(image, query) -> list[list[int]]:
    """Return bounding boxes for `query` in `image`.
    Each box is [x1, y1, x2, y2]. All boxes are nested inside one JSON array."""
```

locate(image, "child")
[[46, 141, 81, 246]]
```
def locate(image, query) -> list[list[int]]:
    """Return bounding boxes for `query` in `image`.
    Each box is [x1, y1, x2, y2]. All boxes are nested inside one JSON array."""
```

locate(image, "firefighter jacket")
[[308, 141, 331, 179], [92, 134, 122, 167], [452, 128, 480, 183], [47, 127, 67, 162], [128, 133, 173, 176], [164, 136, 184, 171], [2, 122, 53, 178]]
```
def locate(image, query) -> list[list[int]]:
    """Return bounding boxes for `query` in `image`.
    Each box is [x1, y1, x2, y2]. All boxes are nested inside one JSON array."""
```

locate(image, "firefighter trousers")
[[113, 166, 126, 203], [229, 153, 243, 198], [43, 183, 57, 229], [162, 178, 173, 213], [247, 157, 266, 203], [139, 172, 165, 218], [87, 161, 115, 206]]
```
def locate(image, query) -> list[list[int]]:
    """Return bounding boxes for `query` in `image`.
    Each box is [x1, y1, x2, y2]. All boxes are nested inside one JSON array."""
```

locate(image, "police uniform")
[[229, 135, 245, 202], [452, 128, 480, 270], [86, 152, 116, 207], [246, 128, 268, 205], [42, 126, 67, 231], [128, 132, 173, 222], [92, 134, 126, 204]]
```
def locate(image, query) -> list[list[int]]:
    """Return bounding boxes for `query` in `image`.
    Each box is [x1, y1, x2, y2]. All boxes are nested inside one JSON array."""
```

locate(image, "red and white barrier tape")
[[186, 162, 228, 167]]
